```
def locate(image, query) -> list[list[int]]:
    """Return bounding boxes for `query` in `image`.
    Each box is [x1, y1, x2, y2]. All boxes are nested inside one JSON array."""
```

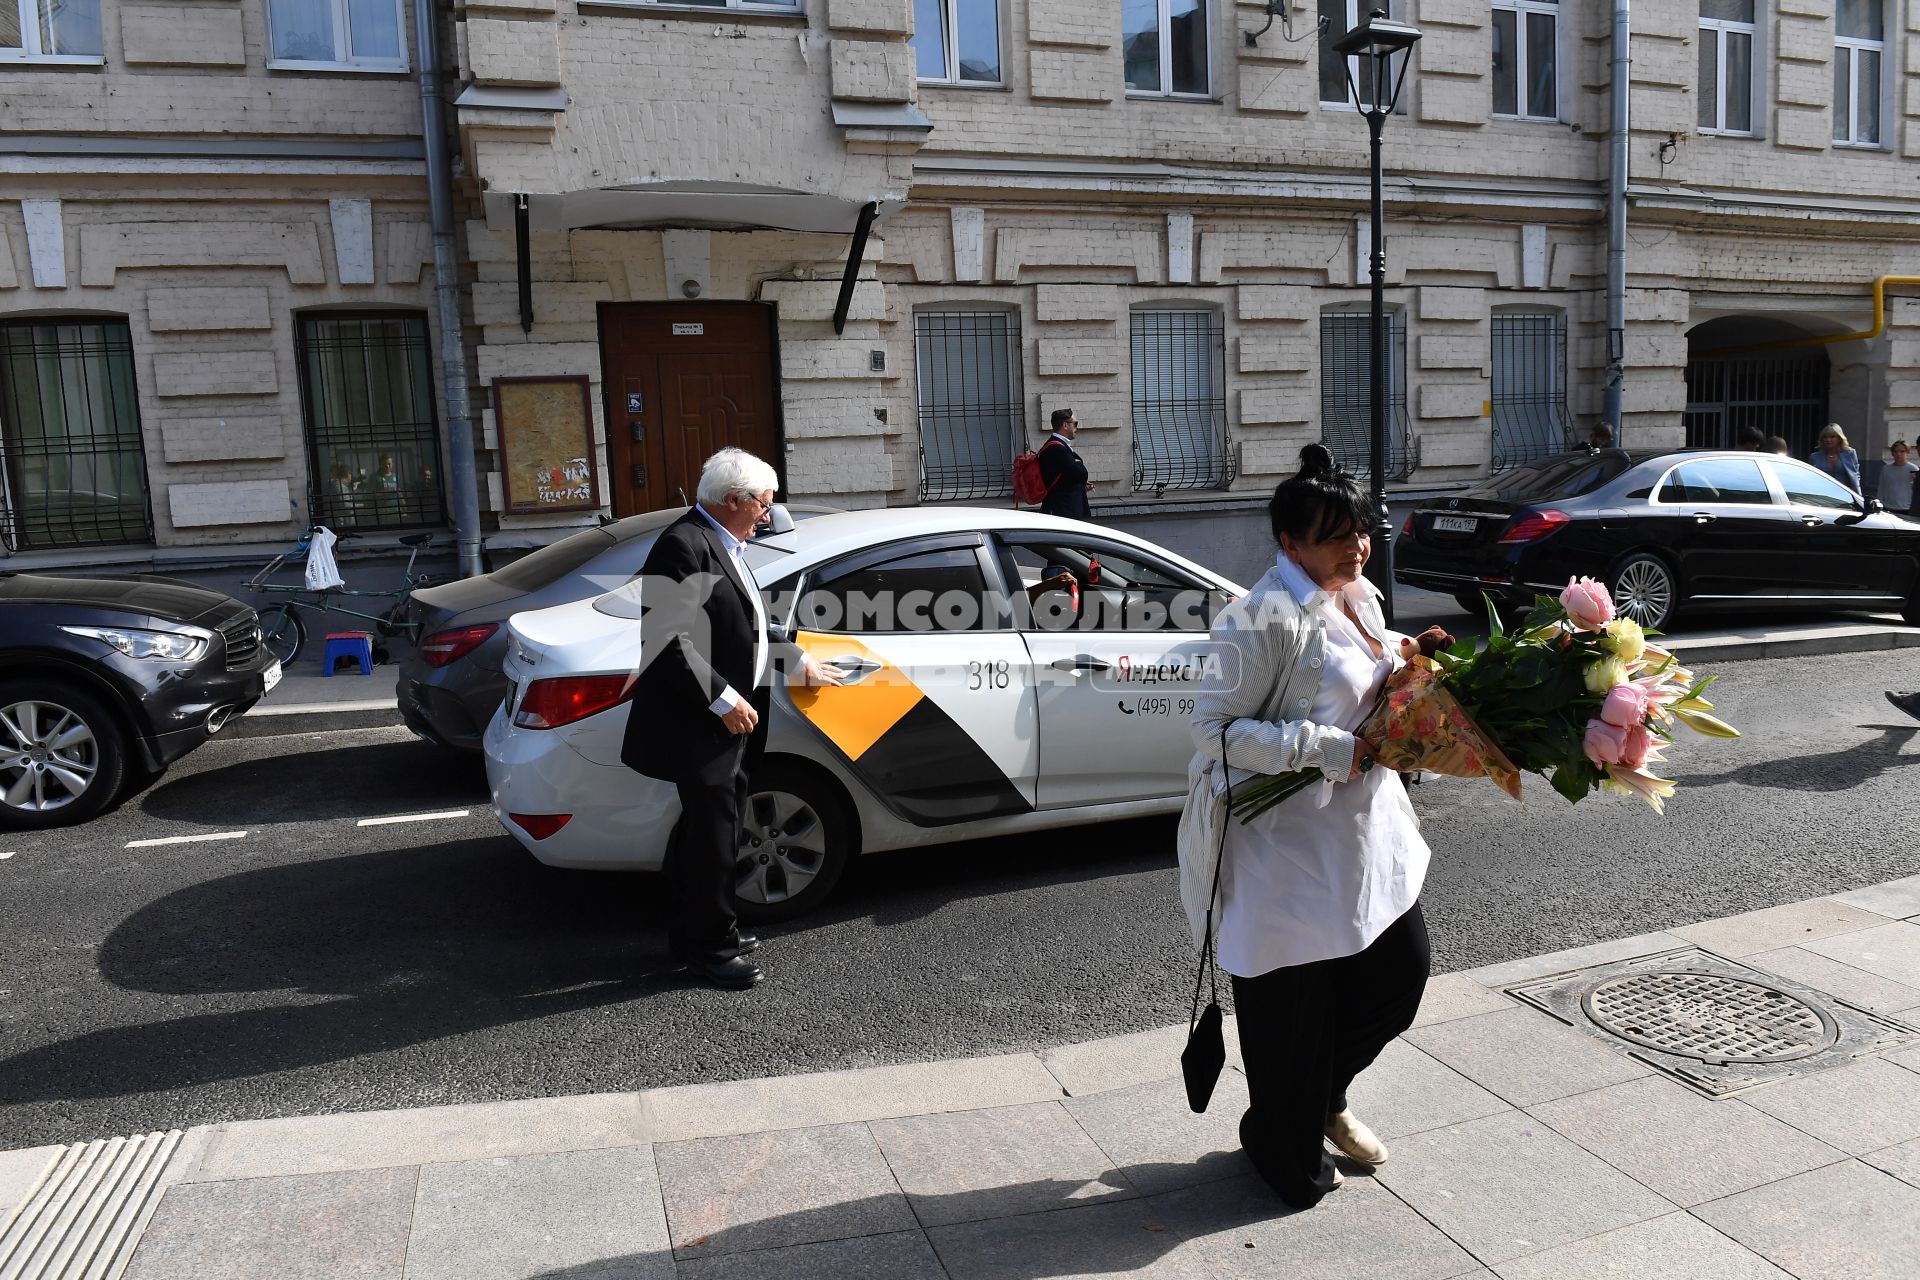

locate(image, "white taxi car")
[[484, 508, 1243, 920]]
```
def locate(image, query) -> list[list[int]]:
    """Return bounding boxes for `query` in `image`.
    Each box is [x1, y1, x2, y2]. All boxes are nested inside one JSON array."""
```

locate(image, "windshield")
[[1474, 452, 1631, 501], [490, 529, 616, 591]]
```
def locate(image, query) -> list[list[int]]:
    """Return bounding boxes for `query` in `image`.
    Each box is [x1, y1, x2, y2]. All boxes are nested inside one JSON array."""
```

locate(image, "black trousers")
[[1230, 902, 1430, 1210], [663, 738, 748, 964]]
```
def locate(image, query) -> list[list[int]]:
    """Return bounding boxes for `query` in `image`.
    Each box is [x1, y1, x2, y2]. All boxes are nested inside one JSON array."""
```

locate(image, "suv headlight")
[[59, 625, 210, 661]]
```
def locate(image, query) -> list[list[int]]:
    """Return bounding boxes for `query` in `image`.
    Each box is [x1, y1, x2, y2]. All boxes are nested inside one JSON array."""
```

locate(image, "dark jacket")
[[1037, 435, 1092, 520], [619, 510, 794, 783]]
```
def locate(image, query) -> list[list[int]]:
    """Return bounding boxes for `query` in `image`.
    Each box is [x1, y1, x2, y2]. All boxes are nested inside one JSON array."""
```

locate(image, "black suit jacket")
[[620, 510, 793, 784], [1037, 436, 1092, 520]]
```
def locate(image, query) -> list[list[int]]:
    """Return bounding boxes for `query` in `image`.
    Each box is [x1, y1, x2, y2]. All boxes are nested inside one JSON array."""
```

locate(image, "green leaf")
[[1485, 592, 1504, 638], [1550, 759, 1600, 803]]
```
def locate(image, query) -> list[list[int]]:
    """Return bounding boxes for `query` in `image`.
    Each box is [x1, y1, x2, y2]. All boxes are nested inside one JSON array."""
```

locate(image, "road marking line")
[[0, 851, 14, 860], [357, 810, 472, 827], [125, 831, 249, 849]]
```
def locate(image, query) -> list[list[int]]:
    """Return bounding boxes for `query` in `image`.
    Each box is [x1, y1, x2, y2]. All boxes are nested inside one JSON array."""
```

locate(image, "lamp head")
[[1330, 9, 1423, 58]]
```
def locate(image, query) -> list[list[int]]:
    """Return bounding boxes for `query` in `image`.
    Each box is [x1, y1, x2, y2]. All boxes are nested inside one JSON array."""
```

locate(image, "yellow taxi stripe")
[[790, 631, 925, 761]]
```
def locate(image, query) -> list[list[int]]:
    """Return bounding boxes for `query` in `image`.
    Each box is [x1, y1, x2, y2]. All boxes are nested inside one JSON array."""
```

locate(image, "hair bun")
[[1297, 443, 1336, 479]]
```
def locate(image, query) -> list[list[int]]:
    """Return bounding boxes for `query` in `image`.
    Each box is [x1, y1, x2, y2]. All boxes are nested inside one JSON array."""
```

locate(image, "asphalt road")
[[2, 645, 1918, 1149]]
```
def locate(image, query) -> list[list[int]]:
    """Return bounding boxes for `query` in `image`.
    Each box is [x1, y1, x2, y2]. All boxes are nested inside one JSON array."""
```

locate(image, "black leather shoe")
[[696, 955, 764, 990], [727, 934, 762, 957], [1887, 691, 1920, 723]]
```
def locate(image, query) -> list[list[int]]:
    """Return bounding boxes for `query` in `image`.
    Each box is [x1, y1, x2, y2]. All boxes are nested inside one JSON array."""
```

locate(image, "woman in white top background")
[[1184, 444, 1452, 1210]]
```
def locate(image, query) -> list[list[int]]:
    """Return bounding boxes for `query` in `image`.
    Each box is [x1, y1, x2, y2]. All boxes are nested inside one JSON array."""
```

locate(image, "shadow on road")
[[138, 739, 488, 825], [1680, 722, 1920, 792]]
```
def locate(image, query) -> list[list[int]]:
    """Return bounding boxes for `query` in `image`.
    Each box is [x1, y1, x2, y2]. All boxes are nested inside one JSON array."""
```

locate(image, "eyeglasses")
[[740, 493, 773, 513]]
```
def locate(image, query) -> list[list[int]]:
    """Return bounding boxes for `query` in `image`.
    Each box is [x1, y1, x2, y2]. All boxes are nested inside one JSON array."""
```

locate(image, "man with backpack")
[[1025, 407, 1092, 520]]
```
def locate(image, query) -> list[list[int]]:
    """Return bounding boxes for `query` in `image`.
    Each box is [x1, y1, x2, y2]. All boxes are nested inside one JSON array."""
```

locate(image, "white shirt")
[[694, 504, 767, 717], [1215, 552, 1430, 977]]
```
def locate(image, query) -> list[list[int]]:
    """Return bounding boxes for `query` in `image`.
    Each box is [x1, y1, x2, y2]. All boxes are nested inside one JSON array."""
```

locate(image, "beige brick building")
[[5, 0, 1918, 580]]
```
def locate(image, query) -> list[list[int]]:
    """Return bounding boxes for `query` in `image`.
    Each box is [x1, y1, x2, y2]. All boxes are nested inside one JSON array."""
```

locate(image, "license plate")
[[1433, 515, 1478, 533], [262, 660, 282, 694]]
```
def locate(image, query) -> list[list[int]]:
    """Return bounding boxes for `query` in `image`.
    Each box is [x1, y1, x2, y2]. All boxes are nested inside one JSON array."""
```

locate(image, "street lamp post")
[[1333, 8, 1422, 628]]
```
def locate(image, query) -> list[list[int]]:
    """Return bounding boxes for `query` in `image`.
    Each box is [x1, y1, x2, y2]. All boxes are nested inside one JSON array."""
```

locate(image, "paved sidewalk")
[[6, 877, 1920, 1279]]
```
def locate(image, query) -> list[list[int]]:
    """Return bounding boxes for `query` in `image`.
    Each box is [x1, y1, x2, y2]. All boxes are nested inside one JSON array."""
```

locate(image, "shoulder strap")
[[1189, 724, 1231, 1029]]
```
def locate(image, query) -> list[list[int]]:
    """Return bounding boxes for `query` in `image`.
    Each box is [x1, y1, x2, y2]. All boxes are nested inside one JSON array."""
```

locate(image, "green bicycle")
[[244, 529, 440, 667]]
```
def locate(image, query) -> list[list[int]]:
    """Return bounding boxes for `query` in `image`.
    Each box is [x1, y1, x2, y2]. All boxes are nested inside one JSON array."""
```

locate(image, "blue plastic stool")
[[323, 631, 374, 676]]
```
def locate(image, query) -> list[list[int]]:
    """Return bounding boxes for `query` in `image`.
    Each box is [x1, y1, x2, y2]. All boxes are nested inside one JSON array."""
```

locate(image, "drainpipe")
[[1602, 0, 1629, 438], [415, 0, 484, 580]]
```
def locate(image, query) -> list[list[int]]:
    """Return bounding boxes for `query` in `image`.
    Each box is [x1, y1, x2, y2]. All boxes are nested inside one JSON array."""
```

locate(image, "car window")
[[1771, 461, 1859, 511], [1658, 458, 1773, 506], [1476, 452, 1633, 501], [1000, 538, 1222, 632], [796, 545, 991, 633], [491, 529, 617, 590]]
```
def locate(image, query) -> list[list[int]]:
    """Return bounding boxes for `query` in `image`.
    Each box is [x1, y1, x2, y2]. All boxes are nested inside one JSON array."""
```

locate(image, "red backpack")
[[1012, 438, 1063, 507]]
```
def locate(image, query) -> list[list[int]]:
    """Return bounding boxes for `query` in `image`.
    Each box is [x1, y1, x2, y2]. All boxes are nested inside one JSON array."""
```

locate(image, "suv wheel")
[[0, 681, 129, 829]]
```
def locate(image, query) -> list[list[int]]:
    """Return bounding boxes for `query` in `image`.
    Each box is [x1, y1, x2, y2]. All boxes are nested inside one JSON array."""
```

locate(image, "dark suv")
[[0, 571, 280, 829]]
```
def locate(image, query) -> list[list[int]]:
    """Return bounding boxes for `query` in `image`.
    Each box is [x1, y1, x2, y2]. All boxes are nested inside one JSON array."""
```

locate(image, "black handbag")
[[1181, 725, 1233, 1113]]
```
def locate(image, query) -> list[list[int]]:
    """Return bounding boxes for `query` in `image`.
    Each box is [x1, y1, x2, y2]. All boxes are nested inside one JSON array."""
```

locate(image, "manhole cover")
[[1507, 947, 1919, 1097], [1581, 971, 1838, 1064]]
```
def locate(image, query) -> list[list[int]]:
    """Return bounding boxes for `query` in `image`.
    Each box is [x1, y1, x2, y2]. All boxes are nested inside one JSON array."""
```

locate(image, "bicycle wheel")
[[258, 604, 305, 666]]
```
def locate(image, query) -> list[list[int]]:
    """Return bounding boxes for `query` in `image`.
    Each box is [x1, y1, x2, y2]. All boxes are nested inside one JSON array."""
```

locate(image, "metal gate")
[[1683, 352, 1829, 457]]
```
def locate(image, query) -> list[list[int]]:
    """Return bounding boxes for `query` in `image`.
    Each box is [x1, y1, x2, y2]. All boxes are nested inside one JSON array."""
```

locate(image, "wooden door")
[[598, 302, 781, 515]]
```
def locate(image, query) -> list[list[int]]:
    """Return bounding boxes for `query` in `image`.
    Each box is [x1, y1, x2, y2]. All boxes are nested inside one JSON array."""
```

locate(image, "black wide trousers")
[[1230, 902, 1431, 1209], [663, 738, 749, 963]]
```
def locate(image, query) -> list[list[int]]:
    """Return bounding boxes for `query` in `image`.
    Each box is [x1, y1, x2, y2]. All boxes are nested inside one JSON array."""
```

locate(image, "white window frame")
[[914, 0, 1003, 87], [0, 0, 105, 64], [1491, 0, 1561, 122], [266, 0, 412, 72], [611, 0, 801, 11], [1125, 0, 1213, 101], [1697, 4, 1758, 136], [1833, 3, 1886, 148], [1318, 0, 1410, 112]]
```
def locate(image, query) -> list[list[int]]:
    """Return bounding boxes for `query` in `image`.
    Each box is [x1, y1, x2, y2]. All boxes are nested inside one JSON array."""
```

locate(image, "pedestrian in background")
[[1810, 424, 1862, 494], [1878, 440, 1917, 514], [1766, 435, 1791, 456], [1180, 443, 1453, 1210], [1587, 421, 1615, 450], [1736, 426, 1766, 451], [1038, 408, 1094, 521], [621, 448, 842, 990]]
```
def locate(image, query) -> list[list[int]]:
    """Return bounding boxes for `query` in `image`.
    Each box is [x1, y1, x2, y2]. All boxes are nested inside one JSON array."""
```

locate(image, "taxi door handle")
[[1691, 512, 1716, 524], [830, 657, 882, 684], [1799, 515, 1823, 526], [1051, 656, 1111, 673]]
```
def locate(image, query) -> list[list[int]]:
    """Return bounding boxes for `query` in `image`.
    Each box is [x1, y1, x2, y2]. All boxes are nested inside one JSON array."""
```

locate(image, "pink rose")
[[1600, 682, 1650, 728], [1619, 723, 1653, 770], [1561, 576, 1616, 630], [1583, 718, 1628, 765]]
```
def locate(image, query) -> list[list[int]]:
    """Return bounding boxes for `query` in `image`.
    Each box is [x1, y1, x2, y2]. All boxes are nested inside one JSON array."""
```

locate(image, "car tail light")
[[1400, 513, 1415, 539], [419, 623, 499, 668], [509, 813, 572, 840], [512, 674, 634, 729], [1498, 509, 1572, 544]]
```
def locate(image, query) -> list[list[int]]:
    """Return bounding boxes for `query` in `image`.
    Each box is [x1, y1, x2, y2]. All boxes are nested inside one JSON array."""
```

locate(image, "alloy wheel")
[[736, 789, 829, 905], [1613, 557, 1675, 629], [0, 700, 100, 813]]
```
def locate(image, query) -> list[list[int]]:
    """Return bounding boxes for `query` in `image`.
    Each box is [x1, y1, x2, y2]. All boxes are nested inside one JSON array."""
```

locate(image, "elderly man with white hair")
[[620, 447, 841, 989]]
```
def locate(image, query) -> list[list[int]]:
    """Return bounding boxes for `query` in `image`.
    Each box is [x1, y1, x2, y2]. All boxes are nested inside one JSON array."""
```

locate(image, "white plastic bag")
[[305, 526, 345, 591]]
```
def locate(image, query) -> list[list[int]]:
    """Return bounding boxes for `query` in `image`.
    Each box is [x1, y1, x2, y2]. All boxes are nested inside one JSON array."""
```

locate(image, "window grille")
[[0, 318, 152, 552], [1319, 311, 1413, 482], [1683, 352, 1830, 458], [1491, 311, 1573, 471], [297, 313, 446, 531], [1130, 310, 1231, 492], [916, 310, 1023, 501]]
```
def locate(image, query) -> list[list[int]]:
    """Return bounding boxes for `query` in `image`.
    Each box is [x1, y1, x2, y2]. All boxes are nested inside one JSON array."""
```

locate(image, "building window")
[[1320, 0, 1407, 108], [1492, 0, 1558, 120], [1490, 310, 1572, 472], [913, 0, 1000, 85], [915, 310, 1023, 502], [1130, 309, 1230, 492], [267, 0, 408, 70], [297, 313, 445, 530], [1698, 2, 1756, 134], [1124, 0, 1210, 98], [1, 0, 103, 60], [0, 319, 151, 552], [1319, 309, 1412, 481], [1833, 0, 1883, 146]]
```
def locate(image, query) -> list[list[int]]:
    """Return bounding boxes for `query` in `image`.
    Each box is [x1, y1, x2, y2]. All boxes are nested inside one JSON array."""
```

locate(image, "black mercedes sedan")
[[0, 572, 279, 829], [1397, 448, 1920, 630]]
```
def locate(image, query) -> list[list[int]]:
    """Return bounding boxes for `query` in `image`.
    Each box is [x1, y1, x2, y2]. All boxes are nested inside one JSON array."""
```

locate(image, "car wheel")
[[1451, 590, 1491, 616], [1611, 553, 1678, 630], [735, 762, 853, 924], [259, 604, 305, 666], [0, 681, 129, 830]]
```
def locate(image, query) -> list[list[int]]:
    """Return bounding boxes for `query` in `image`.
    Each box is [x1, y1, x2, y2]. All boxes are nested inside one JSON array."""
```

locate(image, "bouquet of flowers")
[[1229, 577, 1738, 823]]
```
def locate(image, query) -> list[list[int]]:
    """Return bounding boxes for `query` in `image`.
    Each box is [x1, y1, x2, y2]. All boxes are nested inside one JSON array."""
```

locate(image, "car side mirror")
[[1867, 497, 1887, 514]]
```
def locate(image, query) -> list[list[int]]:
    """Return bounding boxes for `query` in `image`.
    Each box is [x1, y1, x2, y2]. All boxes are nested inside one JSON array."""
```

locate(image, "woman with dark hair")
[[1179, 443, 1452, 1210]]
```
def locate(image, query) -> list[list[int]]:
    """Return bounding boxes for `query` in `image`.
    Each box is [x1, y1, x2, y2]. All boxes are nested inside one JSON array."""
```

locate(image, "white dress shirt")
[[694, 504, 767, 717], [1215, 552, 1430, 978]]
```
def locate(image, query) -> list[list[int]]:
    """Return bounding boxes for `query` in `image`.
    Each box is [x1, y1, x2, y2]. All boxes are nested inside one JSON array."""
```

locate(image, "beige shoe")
[[1331, 1167, 1346, 1190], [1324, 1109, 1389, 1166]]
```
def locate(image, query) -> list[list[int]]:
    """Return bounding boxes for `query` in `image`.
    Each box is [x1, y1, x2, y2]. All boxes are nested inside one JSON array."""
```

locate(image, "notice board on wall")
[[493, 376, 600, 515]]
